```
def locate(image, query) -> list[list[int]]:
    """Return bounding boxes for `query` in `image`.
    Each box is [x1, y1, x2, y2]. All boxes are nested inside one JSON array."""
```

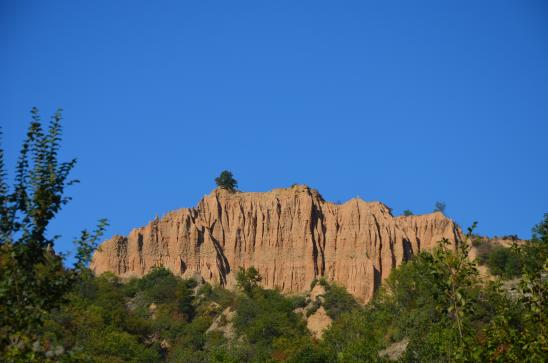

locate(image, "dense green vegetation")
[[3, 223, 545, 362], [485, 246, 522, 279], [18, 220, 544, 362], [0, 109, 108, 361], [310, 278, 359, 320], [1, 112, 546, 362], [473, 235, 543, 280]]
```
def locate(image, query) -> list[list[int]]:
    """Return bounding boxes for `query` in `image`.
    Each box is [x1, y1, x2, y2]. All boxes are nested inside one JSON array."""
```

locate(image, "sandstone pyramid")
[[91, 185, 461, 302]]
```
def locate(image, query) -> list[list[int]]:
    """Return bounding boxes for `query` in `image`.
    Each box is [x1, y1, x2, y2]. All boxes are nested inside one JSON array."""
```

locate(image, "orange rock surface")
[[91, 185, 461, 302]]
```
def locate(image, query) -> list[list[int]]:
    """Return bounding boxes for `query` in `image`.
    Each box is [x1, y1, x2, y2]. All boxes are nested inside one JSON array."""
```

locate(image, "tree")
[[434, 201, 446, 214], [0, 108, 107, 360], [236, 267, 262, 296], [403, 210, 413, 216], [215, 170, 238, 192], [479, 214, 548, 361], [485, 246, 521, 279], [425, 225, 479, 353], [321, 282, 359, 320]]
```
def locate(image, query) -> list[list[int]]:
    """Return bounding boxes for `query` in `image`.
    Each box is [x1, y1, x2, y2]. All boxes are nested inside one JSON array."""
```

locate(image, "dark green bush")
[[285, 344, 332, 363], [235, 267, 262, 296], [486, 246, 522, 279], [289, 294, 307, 309], [235, 289, 305, 343], [323, 283, 359, 320], [214, 170, 238, 192], [85, 327, 160, 363], [197, 283, 236, 308], [137, 267, 179, 303], [305, 299, 321, 317], [473, 239, 494, 265]]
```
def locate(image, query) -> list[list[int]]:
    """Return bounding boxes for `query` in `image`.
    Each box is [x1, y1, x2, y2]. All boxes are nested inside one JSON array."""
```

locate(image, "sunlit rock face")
[[91, 185, 461, 303]]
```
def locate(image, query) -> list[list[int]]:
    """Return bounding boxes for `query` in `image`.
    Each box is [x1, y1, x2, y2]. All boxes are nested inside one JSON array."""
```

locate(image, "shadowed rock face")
[[91, 185, 461, 302]]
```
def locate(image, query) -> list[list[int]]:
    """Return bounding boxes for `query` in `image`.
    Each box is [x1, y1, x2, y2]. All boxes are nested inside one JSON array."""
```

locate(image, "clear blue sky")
[[1, 1, 547, 262]]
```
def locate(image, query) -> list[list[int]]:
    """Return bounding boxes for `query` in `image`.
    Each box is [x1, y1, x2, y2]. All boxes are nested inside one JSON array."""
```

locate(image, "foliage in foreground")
[[3, 221, 547, 362], [0, 109, 107, 361], [320, 218, 547, 362]]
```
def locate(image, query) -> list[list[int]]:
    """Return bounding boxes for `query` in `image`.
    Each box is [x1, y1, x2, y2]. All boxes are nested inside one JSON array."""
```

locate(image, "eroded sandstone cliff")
[[91, 185, 461, 302]]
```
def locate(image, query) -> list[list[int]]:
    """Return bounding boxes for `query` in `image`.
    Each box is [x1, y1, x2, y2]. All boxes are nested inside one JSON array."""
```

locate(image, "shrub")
[[236, 267, 262, 296], [486, 246, 522, 279], [215, 170, 238, 192], [289, 295, 307, 309], [321, 309, 385, 361], [285, 344, 332, 363], [305, 299, 321, 317], [234, 288, 308, 354], [322, 284, 359, 320], [433, 201, 446, 213], [318, 276, 328, 287], [137, 267, 180, 303], [85, 328, 160, 363], [197, 283, 236, 309], [473, 239, 494, 265]]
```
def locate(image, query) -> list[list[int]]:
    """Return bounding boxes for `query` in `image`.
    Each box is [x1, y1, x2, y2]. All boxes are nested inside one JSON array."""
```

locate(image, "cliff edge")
[[91, 185, 461, 302]]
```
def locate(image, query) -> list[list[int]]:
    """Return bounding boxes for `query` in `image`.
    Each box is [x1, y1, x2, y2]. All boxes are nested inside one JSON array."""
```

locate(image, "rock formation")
[[300, 284, 333, 339], [91, 185, 461, 302]]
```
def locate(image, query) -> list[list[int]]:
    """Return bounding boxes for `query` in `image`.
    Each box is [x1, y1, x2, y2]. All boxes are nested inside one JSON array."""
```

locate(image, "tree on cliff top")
[[215, 170, 238, 192], [433, 201, 446, 214]]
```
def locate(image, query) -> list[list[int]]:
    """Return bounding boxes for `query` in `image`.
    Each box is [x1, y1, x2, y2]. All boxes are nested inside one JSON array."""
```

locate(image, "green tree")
[[322, 283, 359, 320], [321, 309, 386, 362], [235, 267, 262, 296], [433, 201, 446, 213], [522, 213, 548, 275], [0, 108, 107, 360], [403, 210, 413, 216], [215, 170, 238, 192], [480, 213, 547, 361], [420, 225, 480, 360], [234, 287, 308, 359], [369, 223, 487, 361], [485, 246, 522, 279], [84, 327, 160, 363]]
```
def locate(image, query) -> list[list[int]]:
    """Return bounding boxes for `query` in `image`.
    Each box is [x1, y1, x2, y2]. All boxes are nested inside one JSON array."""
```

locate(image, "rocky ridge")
[[91, 185, 462, 302]]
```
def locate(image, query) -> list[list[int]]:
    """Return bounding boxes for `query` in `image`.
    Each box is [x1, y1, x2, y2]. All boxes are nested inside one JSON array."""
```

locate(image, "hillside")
[[91, 185, 461, 302]]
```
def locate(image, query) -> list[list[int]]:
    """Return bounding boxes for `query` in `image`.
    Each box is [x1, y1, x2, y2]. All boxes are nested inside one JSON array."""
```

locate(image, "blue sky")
[[1, 1, 547, 261]]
